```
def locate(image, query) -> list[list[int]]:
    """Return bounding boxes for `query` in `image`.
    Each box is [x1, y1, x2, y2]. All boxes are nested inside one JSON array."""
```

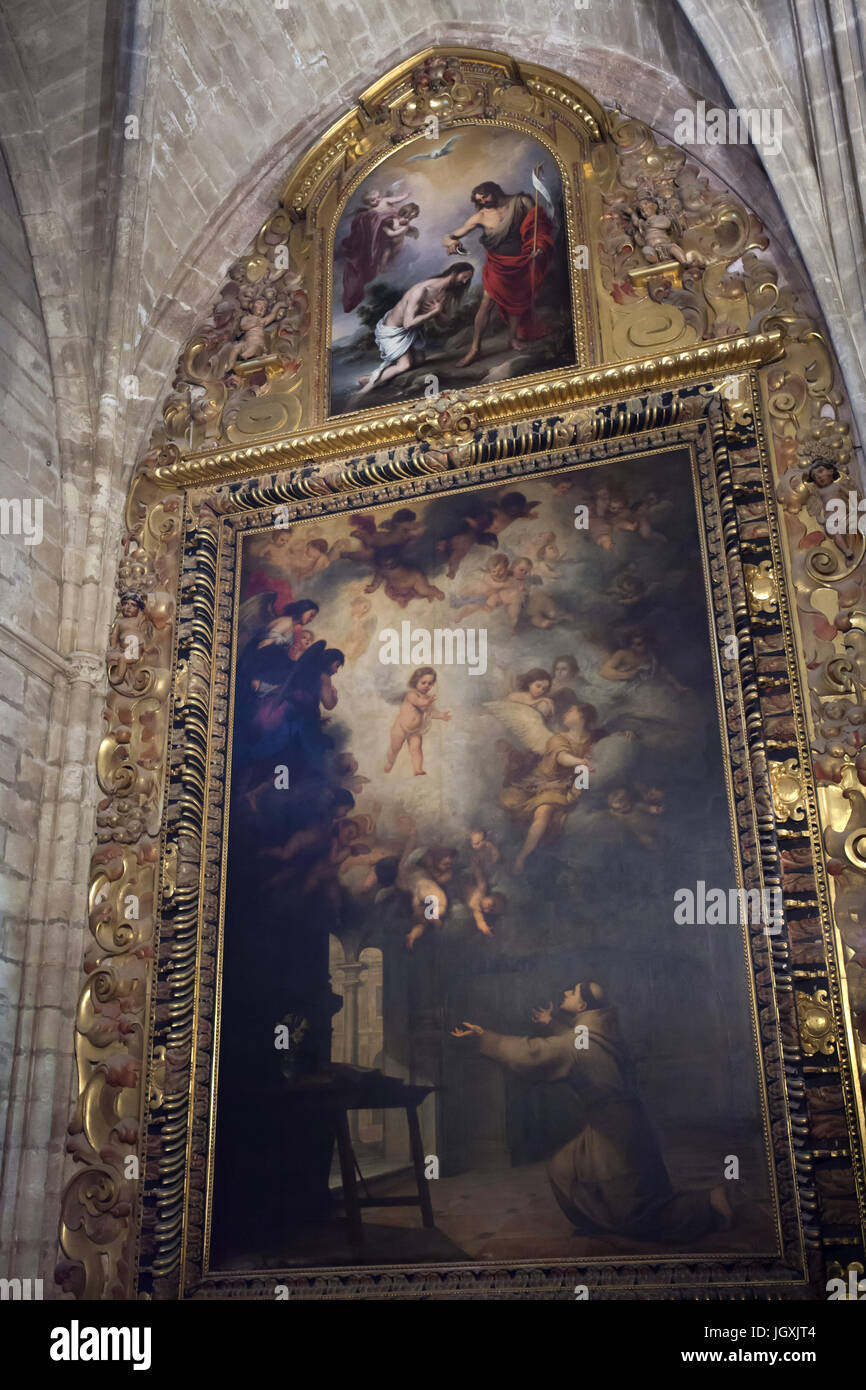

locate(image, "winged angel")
[[483, 695, 638, 872]]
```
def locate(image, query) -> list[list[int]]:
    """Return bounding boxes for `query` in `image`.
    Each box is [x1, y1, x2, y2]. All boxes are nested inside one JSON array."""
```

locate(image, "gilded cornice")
[[147, 331, 784, 490]]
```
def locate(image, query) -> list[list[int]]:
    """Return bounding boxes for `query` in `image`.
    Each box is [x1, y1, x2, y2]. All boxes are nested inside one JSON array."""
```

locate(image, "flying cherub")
[[364, 548, 445, 608], [526, 531, 564, 581], [468, 826, 500, 879], [605, 787, 658, 847], [386, 815, 458, 951], [344, 509, 423, 559], [489, 492, 540, 535], [385, 666, 451, 775], [437, 508, 498, 579], [462, 828, 505, 938], [461, 863, 506, 938], [453, 552, 511, 608], [456, 556, 533, 628], [303, 816, 372, 896], [339, 593, 378, 663], [524, 571, 572, 630], [282, 534, 336, 582], [599, 629, 689, 692], [222, 297, 286, 372]]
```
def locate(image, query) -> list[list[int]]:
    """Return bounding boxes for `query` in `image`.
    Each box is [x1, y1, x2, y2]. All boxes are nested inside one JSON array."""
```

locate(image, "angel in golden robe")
[[485, 691, 599, 872]]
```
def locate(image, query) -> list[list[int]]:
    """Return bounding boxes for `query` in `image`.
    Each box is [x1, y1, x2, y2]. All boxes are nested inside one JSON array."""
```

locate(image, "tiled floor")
[[221, 1132, 777, 1270], [363, 1159, 776, 1263]]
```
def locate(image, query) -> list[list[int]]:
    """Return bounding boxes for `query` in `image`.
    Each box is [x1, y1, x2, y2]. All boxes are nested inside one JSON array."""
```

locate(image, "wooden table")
[[283, 1067, 437, 1256]]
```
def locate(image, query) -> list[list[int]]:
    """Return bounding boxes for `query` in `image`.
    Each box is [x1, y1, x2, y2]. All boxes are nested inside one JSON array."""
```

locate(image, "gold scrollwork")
[[149, 1045, 167, 1110], [58, 464, 182, 1300]]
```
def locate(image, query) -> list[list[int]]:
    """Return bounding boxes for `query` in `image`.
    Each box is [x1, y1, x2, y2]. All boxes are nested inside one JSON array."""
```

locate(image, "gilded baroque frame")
[[57, 47, 866, 1301]]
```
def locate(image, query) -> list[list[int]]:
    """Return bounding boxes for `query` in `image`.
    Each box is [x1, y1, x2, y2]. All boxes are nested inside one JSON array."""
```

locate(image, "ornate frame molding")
[[146, 332, 784, 490]]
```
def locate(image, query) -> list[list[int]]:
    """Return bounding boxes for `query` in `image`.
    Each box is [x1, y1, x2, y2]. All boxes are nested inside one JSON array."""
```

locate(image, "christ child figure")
[[385, 666, 451, 776]]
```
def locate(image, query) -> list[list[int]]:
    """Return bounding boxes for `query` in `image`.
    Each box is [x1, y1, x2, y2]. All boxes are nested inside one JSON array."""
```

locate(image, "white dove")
[[406, 136, 461, 162]]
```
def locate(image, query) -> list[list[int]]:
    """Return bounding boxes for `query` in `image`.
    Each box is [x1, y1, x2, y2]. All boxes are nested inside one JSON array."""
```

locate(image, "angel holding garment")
[[377, 202, 420, 271], [384, 666, 451, 776], [340, 185, 411, 313], [484, 692, 600, 873]]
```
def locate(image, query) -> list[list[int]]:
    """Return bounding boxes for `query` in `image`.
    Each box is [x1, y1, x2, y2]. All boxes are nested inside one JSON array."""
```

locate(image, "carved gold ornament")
[[744, 560, 778, 615], [768, 758, 807, 823], [796, 988, 836, 1056]]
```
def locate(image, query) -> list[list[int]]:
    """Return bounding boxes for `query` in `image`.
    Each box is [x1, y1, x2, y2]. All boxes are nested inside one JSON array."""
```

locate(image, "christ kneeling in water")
[[353, 263, 474, 401], [452, 979, 733, 1245]]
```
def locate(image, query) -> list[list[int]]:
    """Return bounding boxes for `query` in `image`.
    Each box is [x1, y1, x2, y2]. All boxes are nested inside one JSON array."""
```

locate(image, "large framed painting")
[[205, 430, 780, 1279], [128, 373, 860, 1299]]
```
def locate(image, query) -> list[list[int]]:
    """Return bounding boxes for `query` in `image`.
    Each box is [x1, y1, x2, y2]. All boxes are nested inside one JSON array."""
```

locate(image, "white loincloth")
[[368, 316, 423, 386]]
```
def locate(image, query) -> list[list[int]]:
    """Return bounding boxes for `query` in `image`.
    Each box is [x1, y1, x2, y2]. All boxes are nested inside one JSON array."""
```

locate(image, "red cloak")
[[243, 569, 294, 616], [340, 207, 392, 313], [481, 205, 555, 340]]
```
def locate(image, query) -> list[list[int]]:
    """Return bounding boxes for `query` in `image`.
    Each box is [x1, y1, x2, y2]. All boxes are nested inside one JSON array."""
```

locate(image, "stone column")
[[332, 960, 366, 1143]]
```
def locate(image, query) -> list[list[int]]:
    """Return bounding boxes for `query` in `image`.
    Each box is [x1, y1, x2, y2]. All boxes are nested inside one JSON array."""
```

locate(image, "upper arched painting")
[[329, 126, 575, 415]]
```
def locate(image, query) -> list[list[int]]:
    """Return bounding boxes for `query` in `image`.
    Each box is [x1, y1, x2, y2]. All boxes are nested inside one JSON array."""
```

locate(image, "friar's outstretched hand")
[[531, 1001, 554, 1025], [451, 1021, 484, 1038]]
